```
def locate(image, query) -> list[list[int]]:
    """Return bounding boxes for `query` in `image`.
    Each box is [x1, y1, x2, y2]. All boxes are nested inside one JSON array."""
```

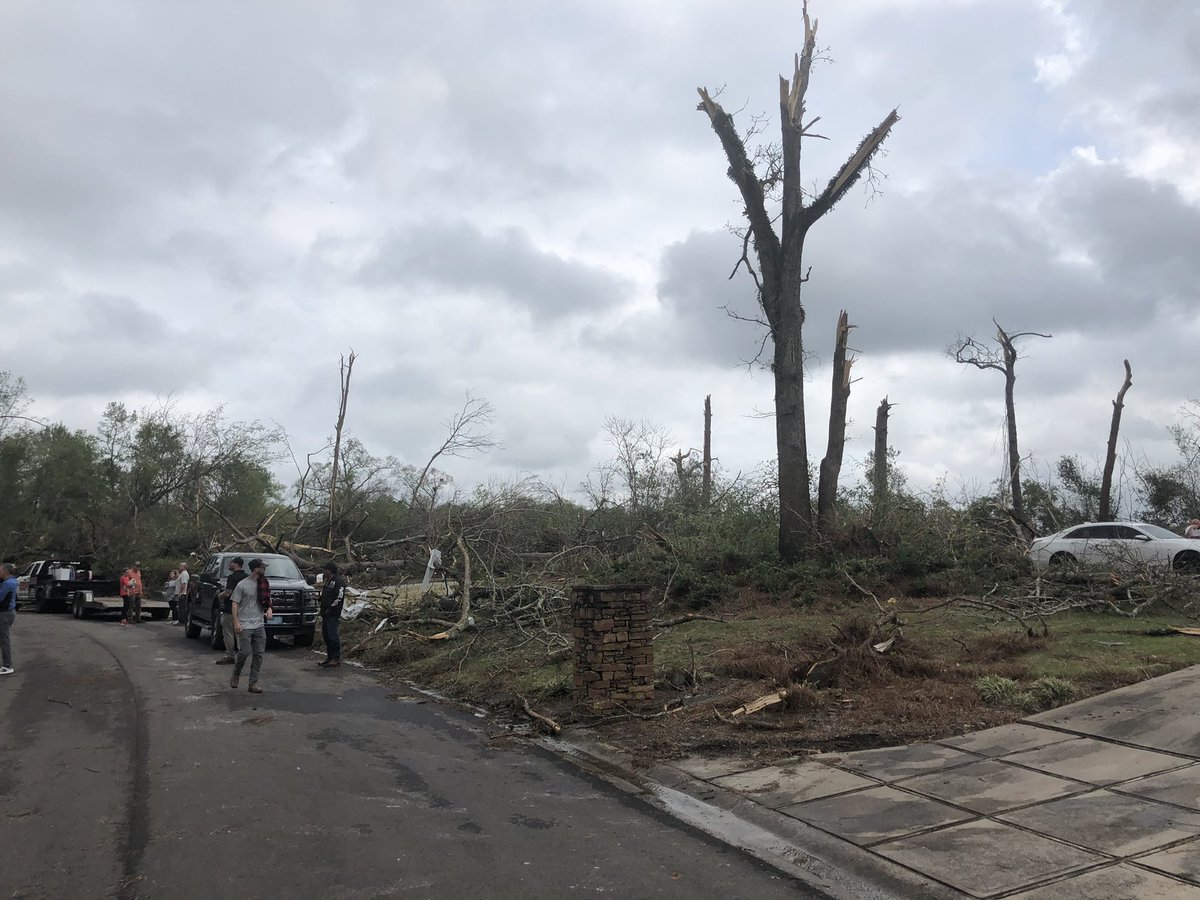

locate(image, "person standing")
[[229, 559, 272, 693], [215, 557, 247, 665], [0, 563, 18, 675], [127, 562, 144, 624], [317, 561, 345, 668], [175, 562, 191, 625], [164, 569, 179, 623]]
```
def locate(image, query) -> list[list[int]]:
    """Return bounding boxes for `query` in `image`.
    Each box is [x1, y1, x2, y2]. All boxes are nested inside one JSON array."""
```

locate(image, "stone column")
[[572, 584, 654, 712]]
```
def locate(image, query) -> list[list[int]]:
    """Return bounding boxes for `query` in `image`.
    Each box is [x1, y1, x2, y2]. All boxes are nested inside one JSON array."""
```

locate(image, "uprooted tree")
[[697, 2, 899, 560]]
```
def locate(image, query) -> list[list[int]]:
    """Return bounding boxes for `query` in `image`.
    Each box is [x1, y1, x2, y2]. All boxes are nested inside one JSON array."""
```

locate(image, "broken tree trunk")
[[696, 1, 899, 561], [872, 396, 893, 516], [702, 394, 712, 508], [327, 351, 357, 554], [1099, 359, 1133, 521], [817, 311, 855, 533]]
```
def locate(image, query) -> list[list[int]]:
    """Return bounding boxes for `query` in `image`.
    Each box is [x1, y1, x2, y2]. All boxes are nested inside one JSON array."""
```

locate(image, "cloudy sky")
[[4, 0, 1198, 503]]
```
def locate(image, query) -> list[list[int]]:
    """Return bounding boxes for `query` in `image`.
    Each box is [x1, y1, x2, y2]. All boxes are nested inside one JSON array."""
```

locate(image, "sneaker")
[[317, 660, 329, 667], [215, 657, 235, 665], [325, 660, 341, 668], [0, 667, 13, 675], [247, 685, 263, 694], [120, 619, 128, 626], [170, 621, 181, 626]]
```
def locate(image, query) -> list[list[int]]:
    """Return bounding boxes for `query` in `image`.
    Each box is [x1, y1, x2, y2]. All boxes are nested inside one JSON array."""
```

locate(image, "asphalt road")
[[0, 613, 813, 899]]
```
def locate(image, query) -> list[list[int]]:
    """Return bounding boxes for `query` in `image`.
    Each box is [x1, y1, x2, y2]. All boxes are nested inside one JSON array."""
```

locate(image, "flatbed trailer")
[[17, 559, 169, 618]]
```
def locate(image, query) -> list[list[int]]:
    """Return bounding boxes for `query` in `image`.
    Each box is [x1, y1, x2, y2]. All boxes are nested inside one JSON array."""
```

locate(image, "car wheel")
[[292, 629, 315, 648], [1048, 552, 1077, 568], [1173, 551, 1200, 573], [185, 610, 202, 640], [210, 605, 226, 651]]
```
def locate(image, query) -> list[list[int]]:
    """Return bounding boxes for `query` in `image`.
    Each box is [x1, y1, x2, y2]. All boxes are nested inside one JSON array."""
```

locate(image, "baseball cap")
[[230, 556, 244, 566], [248, 558, 265, 570]]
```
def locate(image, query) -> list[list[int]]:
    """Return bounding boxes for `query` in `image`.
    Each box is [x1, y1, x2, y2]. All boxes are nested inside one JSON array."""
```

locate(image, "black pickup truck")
[[185, 552, 319, 649]]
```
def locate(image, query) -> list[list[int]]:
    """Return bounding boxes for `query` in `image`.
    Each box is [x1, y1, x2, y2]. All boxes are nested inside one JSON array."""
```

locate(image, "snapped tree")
[[949, 320, 1051, 535], [697, 2, 899, 560]]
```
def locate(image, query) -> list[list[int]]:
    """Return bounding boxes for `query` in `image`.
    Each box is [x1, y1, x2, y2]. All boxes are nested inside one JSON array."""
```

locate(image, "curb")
[[542, 733, 965, 900]]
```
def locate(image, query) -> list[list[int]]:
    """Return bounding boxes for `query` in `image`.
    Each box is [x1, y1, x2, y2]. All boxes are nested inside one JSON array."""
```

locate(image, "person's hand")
[[234, 621, 243, 634], [265, 606, 273, 621]]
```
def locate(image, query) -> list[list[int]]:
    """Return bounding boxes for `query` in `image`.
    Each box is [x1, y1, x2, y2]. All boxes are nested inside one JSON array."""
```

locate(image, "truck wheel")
[[185, 610, 202, 640], [292, 629, 315, 648], [72, 594, 82, 619], [210, 605, 226, 652]]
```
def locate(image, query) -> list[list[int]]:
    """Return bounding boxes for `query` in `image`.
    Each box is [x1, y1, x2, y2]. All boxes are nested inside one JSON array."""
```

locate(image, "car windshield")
[[261, 558, 303, 580], [1136, 524, 1184, 541], [222, 557, 303, 579]]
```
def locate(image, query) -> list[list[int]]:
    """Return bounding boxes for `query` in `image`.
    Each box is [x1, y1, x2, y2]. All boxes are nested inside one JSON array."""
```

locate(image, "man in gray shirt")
[[229, 559, 272, 694]]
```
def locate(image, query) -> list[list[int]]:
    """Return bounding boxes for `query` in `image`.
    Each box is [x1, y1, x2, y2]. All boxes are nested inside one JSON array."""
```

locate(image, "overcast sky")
[[4, 0, 1199, 504]]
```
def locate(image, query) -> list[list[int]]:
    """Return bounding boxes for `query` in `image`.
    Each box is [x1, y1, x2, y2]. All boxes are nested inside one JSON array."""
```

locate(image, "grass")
[[334, 598, 1200, 755]]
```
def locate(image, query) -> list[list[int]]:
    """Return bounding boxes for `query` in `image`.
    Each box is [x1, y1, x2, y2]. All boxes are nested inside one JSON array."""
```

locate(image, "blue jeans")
[[321, 614, 340, 661]]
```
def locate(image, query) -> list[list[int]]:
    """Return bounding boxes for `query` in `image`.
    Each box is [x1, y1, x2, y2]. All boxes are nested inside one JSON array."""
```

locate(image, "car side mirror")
[[305, 574, 317, 586], [201, 573, 218, 584]]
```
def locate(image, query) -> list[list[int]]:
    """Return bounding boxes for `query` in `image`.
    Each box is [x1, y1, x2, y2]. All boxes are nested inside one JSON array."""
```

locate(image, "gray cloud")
[[358, 220, 631, 321]]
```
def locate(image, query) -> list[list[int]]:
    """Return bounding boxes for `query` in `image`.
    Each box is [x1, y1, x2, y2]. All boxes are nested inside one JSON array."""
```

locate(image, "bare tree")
[[328, 351, 357, 553], [697, 2, 899, 560], [1099, 359, 1133, 520], [950, 320, 1051, 531], [817, 311, 856, 531]]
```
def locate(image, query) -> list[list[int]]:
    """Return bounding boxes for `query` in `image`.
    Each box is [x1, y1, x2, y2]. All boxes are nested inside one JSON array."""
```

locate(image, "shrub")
[[975, 675, 1032, 710], [1029, 676, 1073, 710]]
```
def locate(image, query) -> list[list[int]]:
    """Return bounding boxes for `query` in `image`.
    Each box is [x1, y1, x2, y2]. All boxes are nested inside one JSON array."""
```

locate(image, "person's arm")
[[231, 597, 242, 632]]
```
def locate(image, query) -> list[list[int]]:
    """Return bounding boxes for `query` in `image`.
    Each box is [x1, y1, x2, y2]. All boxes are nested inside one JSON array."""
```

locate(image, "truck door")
[[17, 562, 42, 603]]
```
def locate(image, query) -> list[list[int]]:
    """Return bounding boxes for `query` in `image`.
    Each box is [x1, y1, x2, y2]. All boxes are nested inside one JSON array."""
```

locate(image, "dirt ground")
[[347, 595, 1200, 768]]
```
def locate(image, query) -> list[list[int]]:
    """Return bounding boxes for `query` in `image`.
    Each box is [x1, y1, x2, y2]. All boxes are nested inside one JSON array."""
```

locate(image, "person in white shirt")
[[175, 562, 191, 624]]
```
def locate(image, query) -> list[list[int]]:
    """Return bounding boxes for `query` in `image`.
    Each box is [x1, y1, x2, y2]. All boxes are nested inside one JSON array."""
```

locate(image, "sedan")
[[1028, 522, 1200, 572]]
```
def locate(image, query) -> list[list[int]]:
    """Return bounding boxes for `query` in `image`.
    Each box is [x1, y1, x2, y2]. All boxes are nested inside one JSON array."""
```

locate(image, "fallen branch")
[[517, 693, 562, 735], [729, 689, 787, 717], [714, 707, 784, 731], [654, 612, 727, 629]]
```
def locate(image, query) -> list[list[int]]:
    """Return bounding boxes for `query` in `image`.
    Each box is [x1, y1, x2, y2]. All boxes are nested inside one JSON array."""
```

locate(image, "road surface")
[[0, 613, 813, 899]]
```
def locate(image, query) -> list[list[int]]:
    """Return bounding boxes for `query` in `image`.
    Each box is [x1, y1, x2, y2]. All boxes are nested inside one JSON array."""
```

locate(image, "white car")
[[1028, 522, 1200, 572]]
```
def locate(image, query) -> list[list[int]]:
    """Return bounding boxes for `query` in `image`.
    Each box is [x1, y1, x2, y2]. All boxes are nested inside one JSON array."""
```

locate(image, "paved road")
[[0, 614, 812, 899]]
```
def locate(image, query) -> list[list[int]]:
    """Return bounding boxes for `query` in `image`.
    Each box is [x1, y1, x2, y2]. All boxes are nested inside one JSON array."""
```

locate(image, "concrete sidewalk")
[[572, 665, 1200, 898]]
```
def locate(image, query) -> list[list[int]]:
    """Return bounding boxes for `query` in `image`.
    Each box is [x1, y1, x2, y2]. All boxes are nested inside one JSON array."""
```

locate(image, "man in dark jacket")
[[317, 561, 345, 668], [215, 557, 248, 665]]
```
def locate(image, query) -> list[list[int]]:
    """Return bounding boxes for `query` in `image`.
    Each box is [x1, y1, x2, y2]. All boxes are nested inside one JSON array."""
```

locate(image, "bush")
[[1029, 676, 1073, 710], [975, 675, 1032, 710]]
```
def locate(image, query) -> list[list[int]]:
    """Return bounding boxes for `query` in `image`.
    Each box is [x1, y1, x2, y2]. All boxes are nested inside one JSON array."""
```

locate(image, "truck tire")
[[292, 628, 315, 648], [72, 594, 82, 619], [185, 609, 202, 640], [210, 604, 226, 652]]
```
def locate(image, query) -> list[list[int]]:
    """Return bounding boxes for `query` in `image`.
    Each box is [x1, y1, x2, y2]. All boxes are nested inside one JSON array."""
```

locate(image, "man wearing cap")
[[317, 561, 345, 668], [229, 558, 272, 693], [214, 557, 247, 665]]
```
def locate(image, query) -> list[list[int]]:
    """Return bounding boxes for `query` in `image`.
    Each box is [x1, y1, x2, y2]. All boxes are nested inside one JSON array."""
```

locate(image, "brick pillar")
[[572, 584, 654, 712]]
